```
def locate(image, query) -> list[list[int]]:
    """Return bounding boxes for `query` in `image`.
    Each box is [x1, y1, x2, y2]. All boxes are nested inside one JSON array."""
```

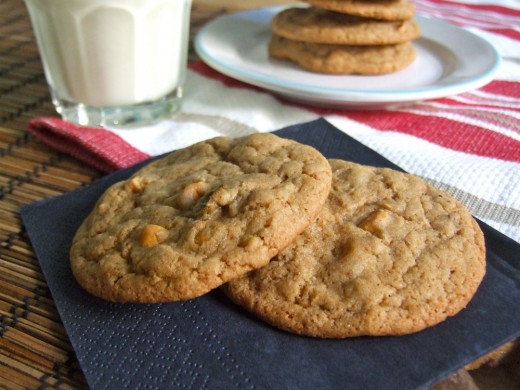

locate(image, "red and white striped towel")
[[28, 0, 520, 243]]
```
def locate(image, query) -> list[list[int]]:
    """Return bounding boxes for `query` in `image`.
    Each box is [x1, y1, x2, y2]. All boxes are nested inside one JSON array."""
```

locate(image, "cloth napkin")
[[27, 0, 520, 244]]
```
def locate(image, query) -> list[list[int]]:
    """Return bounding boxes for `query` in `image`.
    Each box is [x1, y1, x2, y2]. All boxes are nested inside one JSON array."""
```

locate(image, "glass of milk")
[[24, 0, 192, 128]]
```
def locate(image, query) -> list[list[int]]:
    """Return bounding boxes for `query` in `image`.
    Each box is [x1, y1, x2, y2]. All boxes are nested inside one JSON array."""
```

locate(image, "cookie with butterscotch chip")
[[269, 34, 416, 74], [305, 0, 416, 21], [70, 133, 332, 303], [272, 7, 420, 45], [224, 160, 486, 338]]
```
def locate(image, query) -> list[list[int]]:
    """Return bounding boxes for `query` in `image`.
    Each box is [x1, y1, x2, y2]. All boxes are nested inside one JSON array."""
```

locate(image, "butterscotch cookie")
[[70, 133, 332, 303], [269, 35, 416, 74], [272, 7, 420, 45], [225, 160, 486, 338], [305, 0, 416, 21]]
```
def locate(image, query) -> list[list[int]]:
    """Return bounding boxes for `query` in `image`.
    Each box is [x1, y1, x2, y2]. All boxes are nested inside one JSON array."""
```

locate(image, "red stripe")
[[415, 0, 520, 39], [481, 80, 520, 99], [423, 0, 520, 17], [28, 117, 150, 172], [314, 109, 520, 162], [190, 61, 261, 91], [438, 99, 520, 114], [487, 28, 520, 41], [410, 98, 520, 126]]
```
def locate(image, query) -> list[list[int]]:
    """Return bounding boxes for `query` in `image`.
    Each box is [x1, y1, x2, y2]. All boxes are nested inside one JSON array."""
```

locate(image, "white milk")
[[25, 0, 191, 108]]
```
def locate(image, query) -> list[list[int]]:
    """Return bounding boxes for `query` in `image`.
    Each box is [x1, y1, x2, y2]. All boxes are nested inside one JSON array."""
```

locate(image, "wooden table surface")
[[0, 0, 518, 388]]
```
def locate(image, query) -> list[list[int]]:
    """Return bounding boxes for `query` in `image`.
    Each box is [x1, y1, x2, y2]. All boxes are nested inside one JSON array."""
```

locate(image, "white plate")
[[194, 6, 501, 109]]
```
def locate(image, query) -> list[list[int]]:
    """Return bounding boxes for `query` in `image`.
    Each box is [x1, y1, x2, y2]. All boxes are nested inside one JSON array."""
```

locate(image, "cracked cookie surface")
[[224, 160, 486, 338], [272, 7, 420, 45], [70, 134, 332, 303]]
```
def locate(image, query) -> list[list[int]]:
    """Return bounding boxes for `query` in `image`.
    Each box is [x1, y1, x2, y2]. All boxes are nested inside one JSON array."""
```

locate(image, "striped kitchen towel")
[[28, 0, 520, 243]]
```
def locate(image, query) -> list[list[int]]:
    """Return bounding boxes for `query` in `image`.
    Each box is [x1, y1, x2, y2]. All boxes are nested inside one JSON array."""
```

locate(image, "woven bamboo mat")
[[1, 0, 97, 388], [0, 0, 518, 388], [0, 1, 230, 388]]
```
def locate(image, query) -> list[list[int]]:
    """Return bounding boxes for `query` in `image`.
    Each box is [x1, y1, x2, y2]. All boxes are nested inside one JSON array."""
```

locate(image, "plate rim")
[[194, 6, 501, 105]]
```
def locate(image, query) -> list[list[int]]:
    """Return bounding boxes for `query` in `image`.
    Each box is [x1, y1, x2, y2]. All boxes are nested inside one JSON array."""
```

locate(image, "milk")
[[25, 0, 191, 126]]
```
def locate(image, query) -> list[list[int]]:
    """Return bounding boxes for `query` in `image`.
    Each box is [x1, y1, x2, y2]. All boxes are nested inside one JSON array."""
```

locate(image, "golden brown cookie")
[[272, 7, 420, 45], [269, 34, 416, 74], [70, 133, 332, 303], [305, 0, 416, 21], [225, 160, 486, 338]]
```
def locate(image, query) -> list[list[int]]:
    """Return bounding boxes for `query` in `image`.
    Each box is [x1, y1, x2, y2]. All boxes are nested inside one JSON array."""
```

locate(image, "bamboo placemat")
[[0, 1, 231, 388], [1, 0, 96, 388], [0, 0, 517, 388]]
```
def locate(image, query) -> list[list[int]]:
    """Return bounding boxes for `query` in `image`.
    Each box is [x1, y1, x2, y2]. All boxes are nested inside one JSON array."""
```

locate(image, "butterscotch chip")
[[70, 134, 332, 303], [225, 160, 486, 338], [272, 7, 420, 45], [305, 0, 416, 21], [139, 224, 169, 247], [269, 34, 416, 74]]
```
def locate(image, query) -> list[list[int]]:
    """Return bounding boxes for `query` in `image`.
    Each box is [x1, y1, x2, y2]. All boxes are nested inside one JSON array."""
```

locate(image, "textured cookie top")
[[225, 160, 486, 338], [269, 35, 416, 74], [272, 7, 420, 45], [305, 0, 416, 21], [70, 134, 332, 303]]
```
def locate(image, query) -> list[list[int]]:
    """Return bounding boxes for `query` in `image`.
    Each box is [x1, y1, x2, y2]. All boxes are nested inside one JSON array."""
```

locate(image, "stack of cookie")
[[70, 133, 486, 338], [269, 1, 420, 74]]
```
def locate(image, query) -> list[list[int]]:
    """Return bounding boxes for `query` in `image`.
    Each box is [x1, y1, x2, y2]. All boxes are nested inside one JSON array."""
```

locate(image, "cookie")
[[269, 35, 416, 74], [70, 133, 332, 303], [271, 7, 420, 45], [225, 160, 486, 338], [305, 0, 416, 21]]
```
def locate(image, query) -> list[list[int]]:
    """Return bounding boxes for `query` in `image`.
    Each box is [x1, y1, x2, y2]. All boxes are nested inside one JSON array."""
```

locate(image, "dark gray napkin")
[[21, 119, 520, 390]]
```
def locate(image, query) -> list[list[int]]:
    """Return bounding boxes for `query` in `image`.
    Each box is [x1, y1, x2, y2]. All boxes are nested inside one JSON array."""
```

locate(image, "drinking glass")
[[24, 0, 192, 127]]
